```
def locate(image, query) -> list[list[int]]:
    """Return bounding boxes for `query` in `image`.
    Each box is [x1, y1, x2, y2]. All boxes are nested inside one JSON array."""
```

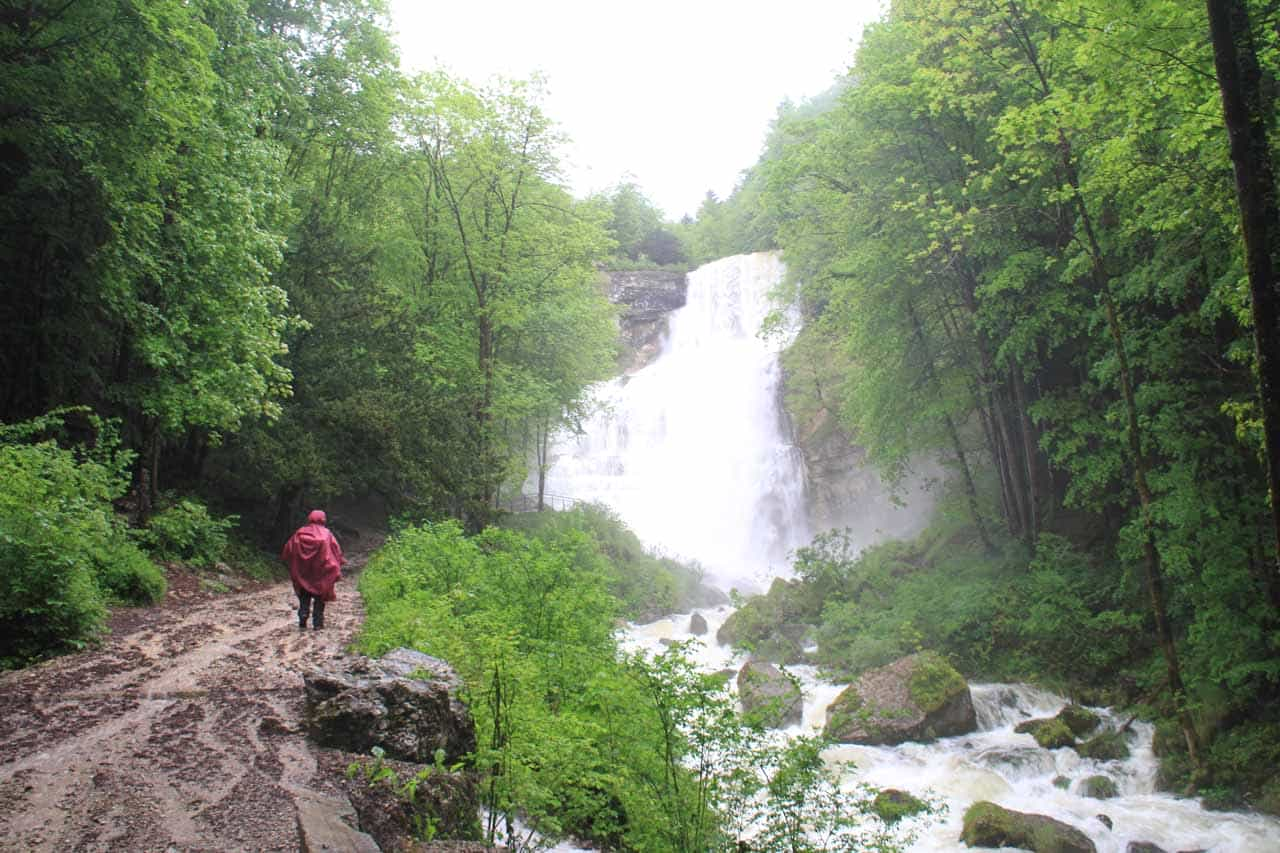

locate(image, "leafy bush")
[[501, 502, 706, 620], [222, 535, 284, 580], [95, 536, 167, 603], [0, 410, 164, 668], [140, 496, 237, 567], [358, 521, 923, 850]]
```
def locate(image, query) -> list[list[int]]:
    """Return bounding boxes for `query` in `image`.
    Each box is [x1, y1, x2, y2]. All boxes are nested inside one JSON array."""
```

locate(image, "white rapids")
[[546, 253, 1280, 852]]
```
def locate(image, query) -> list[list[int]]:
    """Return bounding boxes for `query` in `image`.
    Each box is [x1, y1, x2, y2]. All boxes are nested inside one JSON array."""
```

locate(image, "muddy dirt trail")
[[0, 534, 384, 852]]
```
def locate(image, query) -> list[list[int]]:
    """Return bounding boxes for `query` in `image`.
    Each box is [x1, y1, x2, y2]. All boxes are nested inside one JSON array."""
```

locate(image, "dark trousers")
[[298, 591, 326, 628]]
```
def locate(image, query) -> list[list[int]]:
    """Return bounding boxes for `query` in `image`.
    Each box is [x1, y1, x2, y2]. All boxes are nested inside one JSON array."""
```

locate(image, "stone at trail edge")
[[823, 651, 976, 745], [342, 753, 482, 849], [960, 800, 1096, 852], [736, 659, 803, 729], [303, 648, 476, 765], [295, 792, 380, 853]]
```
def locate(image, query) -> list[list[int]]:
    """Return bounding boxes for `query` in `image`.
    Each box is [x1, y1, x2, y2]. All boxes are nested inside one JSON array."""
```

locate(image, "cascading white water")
[[628, 609, 1280, 853], [546, 253, 1280, 852], [546, 252, 808, 590]]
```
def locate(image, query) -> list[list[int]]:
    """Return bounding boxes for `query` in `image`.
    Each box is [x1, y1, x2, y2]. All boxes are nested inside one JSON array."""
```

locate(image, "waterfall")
[[546, 252, 1280, 851], [546, 252, 808, 590]]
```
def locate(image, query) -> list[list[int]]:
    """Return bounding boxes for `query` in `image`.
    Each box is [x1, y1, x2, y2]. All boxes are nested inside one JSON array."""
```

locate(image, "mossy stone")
[[1053, 775, 1071, 790], [907, 650, 966, 713], [1056, 704, 1101, 737], [960, 800, 1096, 852], [871, 789, 926, 824], [1076, 731, 1130, 762], [1257, 777, 1280, 817], [1080, 774, 1118, 800], [1015, 717, 1076, 749]]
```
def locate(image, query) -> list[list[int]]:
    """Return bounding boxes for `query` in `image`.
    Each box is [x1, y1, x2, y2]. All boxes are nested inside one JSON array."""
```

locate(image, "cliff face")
[[791, 403, 937, 546], [780, 347, 938, 548], [605, 269, 687, 372]]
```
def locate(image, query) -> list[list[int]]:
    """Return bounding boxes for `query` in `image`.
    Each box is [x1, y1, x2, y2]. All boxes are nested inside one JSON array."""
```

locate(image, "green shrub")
[[95, 536, 167, 602], [141, 497, 237, 567], [501, 502, 705, 620], [908, 652, 966, 713], [222, 536, 283, 580], [0, 411, 164, 668]]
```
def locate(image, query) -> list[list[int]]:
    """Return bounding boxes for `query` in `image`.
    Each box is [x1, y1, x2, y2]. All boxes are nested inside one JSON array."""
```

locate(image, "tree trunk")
[[1004, 0, 1204, 762], [1011, 365, 1041, 543], [906, 299, 995, 552], [535, 413, 550, 511], [1206, 0, 1280, 606], [1061, 130, 1203, 768]]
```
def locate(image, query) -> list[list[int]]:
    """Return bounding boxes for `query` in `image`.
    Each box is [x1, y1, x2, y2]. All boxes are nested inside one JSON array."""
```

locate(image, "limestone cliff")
[[605, 268, 687, 372], [780, 327, 937, 547]]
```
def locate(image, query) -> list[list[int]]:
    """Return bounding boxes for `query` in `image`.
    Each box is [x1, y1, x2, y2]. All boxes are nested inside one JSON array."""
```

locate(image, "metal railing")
[[502, 491, 580, 513]]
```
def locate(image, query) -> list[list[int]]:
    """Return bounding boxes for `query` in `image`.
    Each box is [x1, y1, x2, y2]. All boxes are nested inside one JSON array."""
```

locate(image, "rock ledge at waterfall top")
[[605, 268, 687, 372], [823, 651, 976, 745]]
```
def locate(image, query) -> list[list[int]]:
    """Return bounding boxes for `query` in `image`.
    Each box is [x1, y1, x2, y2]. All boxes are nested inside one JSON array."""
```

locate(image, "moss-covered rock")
[[1057, 704, 1101, 737], [909, 651, 968, 713], [716, 578, 815, 663], [1075, 731, 1130, 762], [824, 651, 975, 745], [1080, 774, 1118, 799], [960, 801, 1096, 852], [1257, 776, 1280, 817], [1053, 775, 1071, 790], [1015, 717, 1076, 749], [871, 789, 927, 824], [737, 659, 803, 729]]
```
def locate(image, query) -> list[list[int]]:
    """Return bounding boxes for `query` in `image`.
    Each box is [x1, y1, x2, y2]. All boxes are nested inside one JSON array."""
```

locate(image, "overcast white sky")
[[388, 1, 885, 220]]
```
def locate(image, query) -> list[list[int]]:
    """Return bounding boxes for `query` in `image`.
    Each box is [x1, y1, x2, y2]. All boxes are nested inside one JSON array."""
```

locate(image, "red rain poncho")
[[282, 510, 344, 601]]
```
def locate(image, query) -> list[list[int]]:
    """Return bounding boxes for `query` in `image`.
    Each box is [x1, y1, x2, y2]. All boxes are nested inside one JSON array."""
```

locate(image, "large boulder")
[[1057, 704, 1101, 737], [961, 801, 1096, 852], [823, 651, 976, 745], [303, 648, 476, 765], [716, 578, 815, 664], [689, 611, 709, 636], [737, 660, 803, 729]]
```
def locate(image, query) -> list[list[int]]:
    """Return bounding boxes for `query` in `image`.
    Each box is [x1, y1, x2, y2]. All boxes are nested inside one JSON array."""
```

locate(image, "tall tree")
[[403, 73, 614, 526], [1206, 0, 1280, 598]]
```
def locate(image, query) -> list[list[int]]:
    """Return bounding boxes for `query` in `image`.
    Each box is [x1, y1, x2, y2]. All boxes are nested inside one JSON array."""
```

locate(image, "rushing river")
[[545, 253, 1280, 852]]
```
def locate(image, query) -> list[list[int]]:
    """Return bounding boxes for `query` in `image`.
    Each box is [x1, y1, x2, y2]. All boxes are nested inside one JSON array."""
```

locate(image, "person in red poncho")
[[281, 510, 344, 630]]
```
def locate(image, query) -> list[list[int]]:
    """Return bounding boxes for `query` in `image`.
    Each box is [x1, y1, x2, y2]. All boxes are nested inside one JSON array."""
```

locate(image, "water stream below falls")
[[545, 253, 1280, 852]]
